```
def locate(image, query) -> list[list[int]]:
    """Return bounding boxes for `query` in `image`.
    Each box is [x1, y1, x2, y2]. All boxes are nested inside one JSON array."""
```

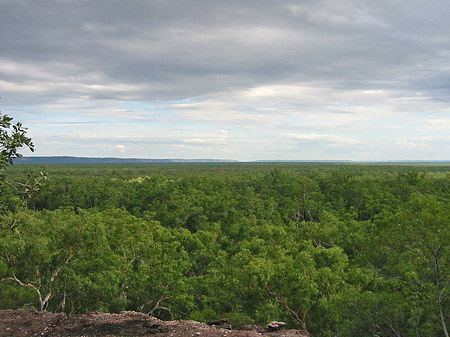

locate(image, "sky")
[[1, 0, 450, 161]]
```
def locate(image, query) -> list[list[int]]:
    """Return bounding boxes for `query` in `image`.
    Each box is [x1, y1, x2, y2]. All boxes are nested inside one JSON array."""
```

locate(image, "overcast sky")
[[1, 0, 450, 161]]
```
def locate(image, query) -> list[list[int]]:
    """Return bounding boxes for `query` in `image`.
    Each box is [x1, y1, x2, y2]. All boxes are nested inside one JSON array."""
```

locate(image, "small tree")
[[0, 112, 34, 169], [0, 111, 45, 212]]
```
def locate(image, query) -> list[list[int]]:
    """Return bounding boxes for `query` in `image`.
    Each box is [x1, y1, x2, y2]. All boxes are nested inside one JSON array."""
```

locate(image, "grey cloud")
[[4, 0, 450, 105], [2, 0, 450, 161]]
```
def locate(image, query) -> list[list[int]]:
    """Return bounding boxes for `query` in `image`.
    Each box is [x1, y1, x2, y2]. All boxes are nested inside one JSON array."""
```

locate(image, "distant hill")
[[253, 160, 352, 163], [13, 157, 450, 165], [13, 156, 239, 164]]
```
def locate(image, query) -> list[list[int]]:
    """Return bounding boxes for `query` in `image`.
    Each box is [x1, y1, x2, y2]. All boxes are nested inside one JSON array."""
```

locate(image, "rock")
[[267, 321, 286, 331], [0, 309, 313, 337]]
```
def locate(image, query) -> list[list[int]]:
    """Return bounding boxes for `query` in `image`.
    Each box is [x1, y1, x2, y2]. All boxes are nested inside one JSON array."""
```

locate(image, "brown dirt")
[[0, 310, 310, 337]]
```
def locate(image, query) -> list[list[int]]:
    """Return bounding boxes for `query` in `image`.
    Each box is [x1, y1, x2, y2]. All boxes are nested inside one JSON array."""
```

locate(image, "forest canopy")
[[1, 162, 450, 337]]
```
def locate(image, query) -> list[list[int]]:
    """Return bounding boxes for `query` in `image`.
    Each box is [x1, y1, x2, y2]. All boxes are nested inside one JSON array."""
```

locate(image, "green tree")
[[0, 112, 34, 168], [0, 209, 79, 311], [382, 193, 450, 336], [0, 112, 44, 213]]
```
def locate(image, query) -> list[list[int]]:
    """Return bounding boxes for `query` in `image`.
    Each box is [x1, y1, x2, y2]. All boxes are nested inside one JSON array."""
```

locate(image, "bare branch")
[[148, 296, 173, 319], [265, 284, 309, 333]]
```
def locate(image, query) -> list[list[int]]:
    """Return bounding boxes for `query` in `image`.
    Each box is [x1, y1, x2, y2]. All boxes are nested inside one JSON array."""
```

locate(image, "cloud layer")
[[1, 0, 450, 160]]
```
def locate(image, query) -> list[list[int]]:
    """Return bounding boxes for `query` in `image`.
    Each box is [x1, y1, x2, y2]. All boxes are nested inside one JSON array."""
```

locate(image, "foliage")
[[0, 112, 34, 169], [1, 162, 450, 336], [0, 112, 44, 214]]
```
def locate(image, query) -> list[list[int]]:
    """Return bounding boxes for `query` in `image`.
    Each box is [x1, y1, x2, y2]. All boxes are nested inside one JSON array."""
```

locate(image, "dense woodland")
[[1, 163, 450, 337]]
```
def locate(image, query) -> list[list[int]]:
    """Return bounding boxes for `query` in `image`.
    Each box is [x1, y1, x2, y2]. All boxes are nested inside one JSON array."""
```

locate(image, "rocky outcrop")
[[0, 309, 311, 337]]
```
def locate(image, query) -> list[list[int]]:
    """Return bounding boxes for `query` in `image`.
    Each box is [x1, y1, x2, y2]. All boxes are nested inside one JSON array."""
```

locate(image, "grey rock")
[[267, 321, 286, 331]]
